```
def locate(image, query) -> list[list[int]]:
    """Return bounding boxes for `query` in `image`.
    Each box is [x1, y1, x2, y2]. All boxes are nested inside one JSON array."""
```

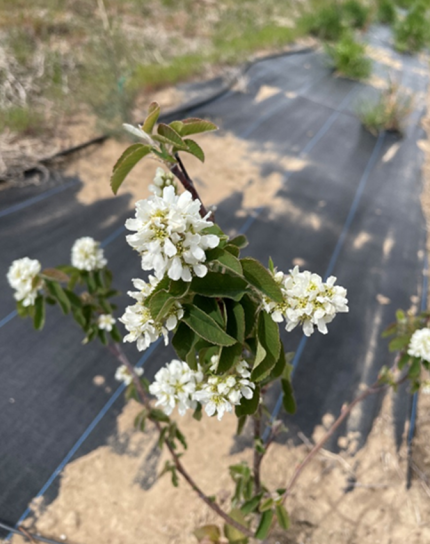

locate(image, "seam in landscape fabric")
[[263, 131, 386, 441]]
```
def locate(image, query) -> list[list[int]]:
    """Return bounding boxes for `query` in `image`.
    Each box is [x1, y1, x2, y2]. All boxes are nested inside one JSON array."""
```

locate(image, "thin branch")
[[108, 343, 254, 539], [170, 155, 214, 221], [280, 381, 383, 503]]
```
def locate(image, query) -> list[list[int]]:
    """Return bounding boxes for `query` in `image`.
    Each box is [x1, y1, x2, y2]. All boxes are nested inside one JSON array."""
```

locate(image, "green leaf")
[[236, 415, 247, 436], [110, 325, 123, 343], [240, 295, 258, 338], [389, 335, 411, 352], [148, 290, 175, 321], [183, 138, 205, 162], [240, 494, 262, 515], [150, 408, 170, 423], [193, 403, 203, 421], [193, 296, 224, 327], [268, 257, 275, 273], [110, 144, 151, 195], [226, 301, 245, 344], [193, 525, 221, 543], [175, 426, 188, 450], [33, 295, 45, 330], [180, 118, 218, 136], [255, 509, 274, 540], [275, 504, 290, 530], [45, 281, 71, 314], [103, 269, 113, 288], [172, 322, 196, 360], [142, 102, 160, 134], [259, 498, 274, 512], [211, 248, 243, 276], [16, 300, 30, 318], [98, 328, 108, 345], [251, 311, 281, 381], [241, 258, 283, 303], [235, 385, 260, 417], [224, 509, 248, 544], [134, 409, 148, 432], [229, 235, 248, 249], [225, 244, 240, 257], [156, 123, 188, 150], [169, 279, 190, 299], [409, 358, 421, 378], [63, 289, 82, 308], [281, 378, 296, 414], [40, 268, 69, 283], [191, 272, 248, 301], [183, 304, 236, 347], [169, 120, 184, 133], [218, 343, 243, 373]]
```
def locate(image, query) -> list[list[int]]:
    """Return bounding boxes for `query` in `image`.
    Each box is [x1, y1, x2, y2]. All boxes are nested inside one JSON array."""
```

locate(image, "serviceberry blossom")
[[125, 184, 220, 282], [150, 357, 256, 420], [71, 237, 107, 271], [7, 257, 43, 307], [115, 364, 143, 386], [408, 328, 430, 363], [97, 314, 116, 332], [149, 167, 177, 197], [120, 276, 184, 351], [196, 357, 255, 420], [149, 359, 203, 416], [263, 266, 349, 337]]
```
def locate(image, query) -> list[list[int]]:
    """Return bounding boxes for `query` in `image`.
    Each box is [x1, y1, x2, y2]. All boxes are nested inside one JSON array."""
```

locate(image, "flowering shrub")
[[7, 101, 428, 542]]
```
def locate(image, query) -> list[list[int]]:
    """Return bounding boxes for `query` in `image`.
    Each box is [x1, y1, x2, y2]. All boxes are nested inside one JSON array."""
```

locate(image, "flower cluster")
[[115, 364, 144, 386], [125, 185, 220, 282], [120, 276, 184, 351], [263, 266, 349, 337], [7, 257, 43, 307], [71, 237, 107, 271], [97, 314, 116, 332], [408, 328, 430, 363], [149, 167, 177, 197], [149, 357, 255, 420]]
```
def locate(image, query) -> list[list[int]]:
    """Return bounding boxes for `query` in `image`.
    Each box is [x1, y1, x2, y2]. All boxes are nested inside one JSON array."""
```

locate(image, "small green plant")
[[301, 4, 345, 41], [356, 81, 413, 135], [325, 32, 372, 80], [377, 0, 398, 24], [394, 1, 430, 53], [342, 0, 371, 29]]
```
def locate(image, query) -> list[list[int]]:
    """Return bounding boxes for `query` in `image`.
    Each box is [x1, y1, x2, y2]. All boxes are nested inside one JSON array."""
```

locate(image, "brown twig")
[[170, 155, 214, 220], [280, 381, 384, 504], [108, 343, 254, 539]]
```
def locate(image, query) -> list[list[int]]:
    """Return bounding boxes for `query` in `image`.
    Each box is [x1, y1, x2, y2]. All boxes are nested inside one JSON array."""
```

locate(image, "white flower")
[[408, 328, 430, 363], [263, 266, 349, 337], [97, 314, 116, 332], [115, 364, 143, 386], [119, 276, 184, 351], [125, 185, 220, 282], [71, 237, 107, 271], [149, 359, 202, 415], [193, 368, 255, 421], [149, 167, 177, 197], [7, 257, 43, 307]]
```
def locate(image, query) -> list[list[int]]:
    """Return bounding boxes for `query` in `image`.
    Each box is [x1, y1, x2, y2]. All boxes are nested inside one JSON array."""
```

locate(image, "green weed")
[[325, 32, 372, 80], [394, 2, 430, 52], [356, 81, 413, 135]]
